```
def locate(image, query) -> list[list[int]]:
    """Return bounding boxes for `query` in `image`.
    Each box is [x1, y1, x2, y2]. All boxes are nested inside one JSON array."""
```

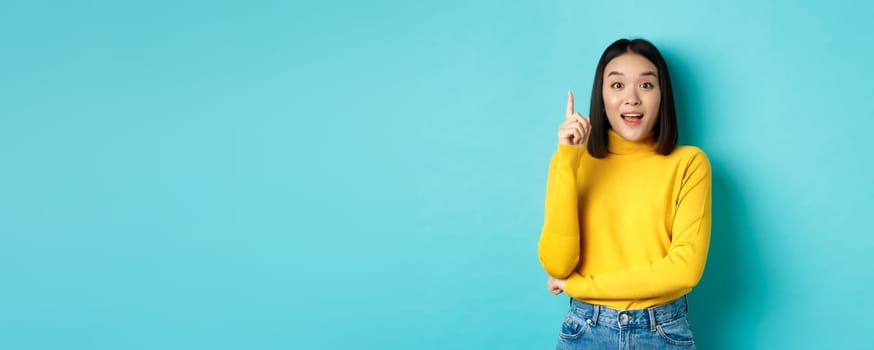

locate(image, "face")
[[602, 53, 661, 141]]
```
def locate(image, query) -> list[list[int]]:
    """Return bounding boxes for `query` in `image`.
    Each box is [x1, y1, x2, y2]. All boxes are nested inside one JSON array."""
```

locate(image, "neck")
[[607, 129, 656, 155]]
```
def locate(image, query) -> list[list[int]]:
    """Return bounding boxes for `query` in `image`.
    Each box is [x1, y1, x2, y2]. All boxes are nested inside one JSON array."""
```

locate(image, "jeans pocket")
[[655, 316, 695, 346], [559, 311, 589, 340]]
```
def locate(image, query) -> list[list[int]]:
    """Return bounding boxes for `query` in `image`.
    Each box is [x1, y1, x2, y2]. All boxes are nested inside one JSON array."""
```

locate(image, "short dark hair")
[[587, 38, 678, 158]]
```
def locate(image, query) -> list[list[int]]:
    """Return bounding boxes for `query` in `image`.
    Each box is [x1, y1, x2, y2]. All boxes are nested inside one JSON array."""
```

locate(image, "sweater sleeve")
[[563, 150, 712, 299], [537, 144, 586, 278]]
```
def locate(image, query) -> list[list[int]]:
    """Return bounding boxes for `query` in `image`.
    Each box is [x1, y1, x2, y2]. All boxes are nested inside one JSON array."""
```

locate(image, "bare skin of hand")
[[547, 276, 567, 295], [558, 91, 592, 146]]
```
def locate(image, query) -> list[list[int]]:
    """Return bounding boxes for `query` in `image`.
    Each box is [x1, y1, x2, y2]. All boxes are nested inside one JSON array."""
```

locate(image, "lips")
[[620, 112, 643, 126]]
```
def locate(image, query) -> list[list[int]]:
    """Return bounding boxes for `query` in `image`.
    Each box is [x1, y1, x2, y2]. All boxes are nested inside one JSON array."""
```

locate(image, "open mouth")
[[620, 113, 643, 126]]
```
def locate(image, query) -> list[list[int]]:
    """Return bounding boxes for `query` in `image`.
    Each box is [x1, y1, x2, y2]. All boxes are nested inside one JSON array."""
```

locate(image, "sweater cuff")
[[556, 144, 586, 167], [564, 272, 589, 298]]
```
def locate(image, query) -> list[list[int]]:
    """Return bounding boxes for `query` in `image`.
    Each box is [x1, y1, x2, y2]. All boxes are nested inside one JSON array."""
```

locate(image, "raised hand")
[[557, 91, 591, 146]]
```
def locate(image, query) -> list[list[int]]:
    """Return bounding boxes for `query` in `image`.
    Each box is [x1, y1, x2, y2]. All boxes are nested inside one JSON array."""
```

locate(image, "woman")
[[538, 38, 711, 349]]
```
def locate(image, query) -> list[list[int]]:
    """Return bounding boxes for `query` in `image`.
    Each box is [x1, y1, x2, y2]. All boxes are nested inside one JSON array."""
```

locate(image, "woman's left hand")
[[547, 276, 567, 295]]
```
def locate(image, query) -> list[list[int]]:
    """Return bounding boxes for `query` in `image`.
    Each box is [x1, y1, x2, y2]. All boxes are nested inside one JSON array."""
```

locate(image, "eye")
[[640, 82, 654, 89], [610, 82, 623, 89]]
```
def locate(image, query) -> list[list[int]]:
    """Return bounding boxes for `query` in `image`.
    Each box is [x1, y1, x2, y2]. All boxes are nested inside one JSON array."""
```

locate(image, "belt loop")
[[684, 295, 689, 313], [647, 307, 657, 331], [592, 304, 600, 326]]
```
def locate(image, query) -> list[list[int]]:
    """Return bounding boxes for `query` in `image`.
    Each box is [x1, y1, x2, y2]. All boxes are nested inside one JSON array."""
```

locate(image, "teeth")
[[622, 114, 642, 119]]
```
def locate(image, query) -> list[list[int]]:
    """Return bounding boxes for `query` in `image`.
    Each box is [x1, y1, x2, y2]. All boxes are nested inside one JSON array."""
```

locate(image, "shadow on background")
[[665, 46, 768, 349], [690, 171, 745, 349]]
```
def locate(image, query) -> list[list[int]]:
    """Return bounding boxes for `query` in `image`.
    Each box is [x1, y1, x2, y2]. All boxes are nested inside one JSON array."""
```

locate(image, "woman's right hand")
[[558, 91, 591, 146], [547, 276, 567, 295]]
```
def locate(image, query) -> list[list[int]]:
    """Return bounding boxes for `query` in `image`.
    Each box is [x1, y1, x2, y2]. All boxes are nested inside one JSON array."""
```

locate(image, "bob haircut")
[[587, 38, 678, 158]]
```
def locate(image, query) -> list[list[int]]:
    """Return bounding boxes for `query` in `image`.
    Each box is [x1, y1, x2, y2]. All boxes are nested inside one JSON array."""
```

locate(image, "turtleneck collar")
[[607, 128, 657, 155]]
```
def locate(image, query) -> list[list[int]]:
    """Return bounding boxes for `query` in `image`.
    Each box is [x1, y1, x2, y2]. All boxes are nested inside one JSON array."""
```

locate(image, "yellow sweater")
[[538, 129, 712, 310]]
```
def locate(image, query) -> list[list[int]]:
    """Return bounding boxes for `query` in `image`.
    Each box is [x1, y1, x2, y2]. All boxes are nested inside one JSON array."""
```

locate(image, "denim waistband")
[[568, 296, 689, 330]]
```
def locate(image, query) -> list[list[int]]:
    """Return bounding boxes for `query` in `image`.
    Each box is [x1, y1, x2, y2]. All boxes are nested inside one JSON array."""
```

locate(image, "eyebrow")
[[606, 71, 658, 77]]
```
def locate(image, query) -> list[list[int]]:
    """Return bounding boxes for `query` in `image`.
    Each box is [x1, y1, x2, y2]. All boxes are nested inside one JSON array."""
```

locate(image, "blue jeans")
[[556, 296, 697, 350]]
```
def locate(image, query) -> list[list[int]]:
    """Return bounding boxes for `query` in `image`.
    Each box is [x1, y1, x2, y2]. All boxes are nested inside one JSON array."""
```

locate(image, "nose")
[[624, 91, 641, 105]]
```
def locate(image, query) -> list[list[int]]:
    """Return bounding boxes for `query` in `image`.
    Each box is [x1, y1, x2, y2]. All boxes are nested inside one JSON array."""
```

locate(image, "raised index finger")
[[566, 90, 574, 119]]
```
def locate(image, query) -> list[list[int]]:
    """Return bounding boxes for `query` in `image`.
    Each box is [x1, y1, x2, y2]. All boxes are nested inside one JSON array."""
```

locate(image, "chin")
[[612, 127, 646, 141]]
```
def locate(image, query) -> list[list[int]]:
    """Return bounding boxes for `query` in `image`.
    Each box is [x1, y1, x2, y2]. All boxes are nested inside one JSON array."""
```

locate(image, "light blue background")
[[1, 0, 872, 349]]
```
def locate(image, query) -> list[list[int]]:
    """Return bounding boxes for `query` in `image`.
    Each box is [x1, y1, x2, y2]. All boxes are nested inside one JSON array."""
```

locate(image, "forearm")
[[563, 233, 709, 299], [538, 145, 585, 278]]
